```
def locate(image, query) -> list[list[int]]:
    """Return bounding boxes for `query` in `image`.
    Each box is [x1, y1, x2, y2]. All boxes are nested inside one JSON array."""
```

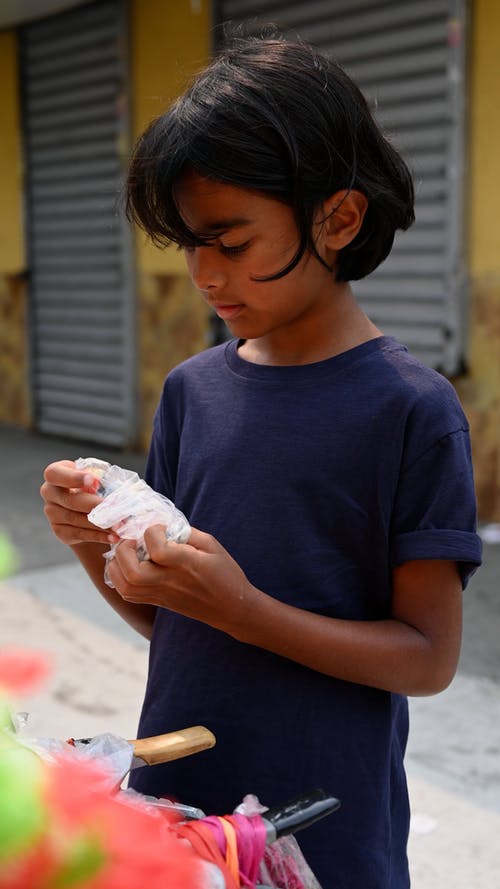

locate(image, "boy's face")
[[174, 170, 341, 350]]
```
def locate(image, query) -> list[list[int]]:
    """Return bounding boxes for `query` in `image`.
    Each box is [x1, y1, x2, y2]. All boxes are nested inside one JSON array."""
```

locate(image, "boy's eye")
[[219, 240, 250, 257]]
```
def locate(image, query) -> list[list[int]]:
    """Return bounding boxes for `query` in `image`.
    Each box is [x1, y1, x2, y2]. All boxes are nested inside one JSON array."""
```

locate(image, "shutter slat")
[[38, 358, 123, 380], [37, 390, 125, 414], [355, 278, 445, 299], [31, 285, 122, 303], [30, 157, 120, 182], [377, 99, 450, 129], [31, 178, 119, 200], [26, 60, 120, 99], [305, 22, 448, 63], [34, 255, 121, 271], [36, 421, 126, 447], [26, 81, 118, 117], [349, 47, 448, 84], [37, 308, 123, 325], [222, 0, 448, 24], [34, 270, 121, 286], [28, 140, 119, 165], [24, 22, 118, 63], [38, 373, 120, 393], [32, 234, 120, 253], [369, 74, 448, 105], [37, 340, 123, 360], [27, 101, 118, 135], [25, 1, 117, 42], [26, 44, 121, 80], [32, 195, 120, 217], [38, 324, 122, 343]]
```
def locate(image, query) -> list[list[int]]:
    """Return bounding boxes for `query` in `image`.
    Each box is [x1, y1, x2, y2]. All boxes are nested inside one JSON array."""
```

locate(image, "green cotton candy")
[[0, 699, 15, 732], [0, 742, 47, 861], [0, 530, 19, 580], [53, 833, 106, 888]]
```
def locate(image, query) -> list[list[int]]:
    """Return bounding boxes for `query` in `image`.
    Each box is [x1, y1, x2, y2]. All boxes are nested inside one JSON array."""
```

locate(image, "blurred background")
[[0, 1, 499, 886]]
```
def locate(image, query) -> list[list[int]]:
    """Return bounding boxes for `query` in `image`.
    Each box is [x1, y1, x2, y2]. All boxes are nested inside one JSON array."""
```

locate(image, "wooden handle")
[[130, 725, 216, 766]]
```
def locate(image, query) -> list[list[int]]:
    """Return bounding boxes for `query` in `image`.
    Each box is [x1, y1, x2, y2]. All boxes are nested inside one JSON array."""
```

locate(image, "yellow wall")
[[0, 29, 30, 426], [0, 31, 24, 273], [457, 0, 500, 519], [130, 0, 211, 448], [130, 0, 211, 275], [469, 0, 500, 277]]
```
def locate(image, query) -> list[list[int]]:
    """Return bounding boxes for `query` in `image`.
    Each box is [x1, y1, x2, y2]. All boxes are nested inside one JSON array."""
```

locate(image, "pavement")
[[1, 422, 500, 887]]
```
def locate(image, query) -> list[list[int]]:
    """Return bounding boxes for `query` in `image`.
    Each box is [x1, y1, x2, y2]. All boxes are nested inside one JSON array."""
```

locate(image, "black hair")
[[126, 34, 415, 282]]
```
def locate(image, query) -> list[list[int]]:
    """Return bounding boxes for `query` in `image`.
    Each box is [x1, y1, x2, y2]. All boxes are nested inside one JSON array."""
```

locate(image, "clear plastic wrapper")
[[75, 457, 191, 587]]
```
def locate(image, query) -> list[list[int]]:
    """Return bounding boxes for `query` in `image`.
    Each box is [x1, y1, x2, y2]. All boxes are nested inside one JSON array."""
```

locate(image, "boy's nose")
[[188, 246, 226, 291]]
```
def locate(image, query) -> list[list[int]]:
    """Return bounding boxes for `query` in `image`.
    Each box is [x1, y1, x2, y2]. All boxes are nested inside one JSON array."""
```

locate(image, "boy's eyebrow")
[[203, 216, 252, 232]]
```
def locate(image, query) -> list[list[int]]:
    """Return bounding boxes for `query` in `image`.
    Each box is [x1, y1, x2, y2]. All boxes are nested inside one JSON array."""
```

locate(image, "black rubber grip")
[[264, 788, 341, 838]]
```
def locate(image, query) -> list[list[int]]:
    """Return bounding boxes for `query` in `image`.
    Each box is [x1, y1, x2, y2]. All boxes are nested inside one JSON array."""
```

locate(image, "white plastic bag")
[[76, 457, 191, 588]]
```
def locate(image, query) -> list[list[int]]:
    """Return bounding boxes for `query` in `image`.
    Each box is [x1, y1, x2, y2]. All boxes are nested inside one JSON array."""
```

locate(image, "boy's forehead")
[[174, 170, 275, 232]]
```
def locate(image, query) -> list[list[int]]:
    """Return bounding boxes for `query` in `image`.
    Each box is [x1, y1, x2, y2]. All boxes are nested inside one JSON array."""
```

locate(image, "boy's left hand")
[[106, 525, 257, 636]]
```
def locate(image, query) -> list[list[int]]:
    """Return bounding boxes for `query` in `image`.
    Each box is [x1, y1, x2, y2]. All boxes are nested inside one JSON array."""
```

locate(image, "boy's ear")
[[317, 189, 368, 253]]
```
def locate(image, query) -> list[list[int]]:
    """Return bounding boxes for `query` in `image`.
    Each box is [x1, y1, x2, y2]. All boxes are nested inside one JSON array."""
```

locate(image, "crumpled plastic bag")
[[75, 457, 191, 588], [15, 728, 133, 789], [235, 795, 322, 889]]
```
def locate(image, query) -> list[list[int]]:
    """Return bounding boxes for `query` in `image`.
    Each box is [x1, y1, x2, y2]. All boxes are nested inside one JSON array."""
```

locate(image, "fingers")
[[41, 482, 102, 514], [143, 524, 219, 565], [43, 495, 115, 546], [43, 460, 93, 490], [43, 497, 105, 529], [50, 520, 114, 547], [41, 459, 102, 514], [108, 540, 160, 597], [40, 482, 102, 524], [41, 459, 115, 547]]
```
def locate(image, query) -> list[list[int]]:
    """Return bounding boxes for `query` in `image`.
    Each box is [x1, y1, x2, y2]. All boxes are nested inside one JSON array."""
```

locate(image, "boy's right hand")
[[40, 460, 119, 548]]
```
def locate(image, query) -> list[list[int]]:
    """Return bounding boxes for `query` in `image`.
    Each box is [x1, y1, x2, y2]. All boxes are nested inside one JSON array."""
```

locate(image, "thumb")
[[185, 527, 221, 553]]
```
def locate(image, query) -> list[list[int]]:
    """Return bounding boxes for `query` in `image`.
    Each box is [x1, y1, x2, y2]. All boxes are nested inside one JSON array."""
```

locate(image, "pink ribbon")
[[202, 813, 267, 888]]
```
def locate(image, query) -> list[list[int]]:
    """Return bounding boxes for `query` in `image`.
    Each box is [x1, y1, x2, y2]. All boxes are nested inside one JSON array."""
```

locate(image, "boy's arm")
[[236, 557, 462, 697], [41, 461, 156, 641], [107, 526, 462, 697]]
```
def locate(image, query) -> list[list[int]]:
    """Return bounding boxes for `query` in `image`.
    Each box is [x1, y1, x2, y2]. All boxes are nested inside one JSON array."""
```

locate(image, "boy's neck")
[[238, 289, 383, 367]]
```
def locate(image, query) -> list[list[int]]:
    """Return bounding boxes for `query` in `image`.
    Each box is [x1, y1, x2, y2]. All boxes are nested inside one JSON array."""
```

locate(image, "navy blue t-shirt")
[[129, 336, 482, 888]]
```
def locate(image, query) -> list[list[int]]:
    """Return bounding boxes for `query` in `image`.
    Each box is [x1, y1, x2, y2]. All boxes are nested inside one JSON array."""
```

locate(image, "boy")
[[42, 36, 482, 887]]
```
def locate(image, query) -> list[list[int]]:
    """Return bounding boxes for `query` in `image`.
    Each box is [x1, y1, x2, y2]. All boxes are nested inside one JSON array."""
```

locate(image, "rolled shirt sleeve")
[[390, 429, 483, 588]]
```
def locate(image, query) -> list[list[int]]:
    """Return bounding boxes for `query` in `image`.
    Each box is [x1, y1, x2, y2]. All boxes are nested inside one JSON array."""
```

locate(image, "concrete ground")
[[1, 422, 500, 887]]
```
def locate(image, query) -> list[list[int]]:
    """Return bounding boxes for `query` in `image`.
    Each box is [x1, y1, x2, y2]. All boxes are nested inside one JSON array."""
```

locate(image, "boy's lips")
[[212, 303, 243, 320]]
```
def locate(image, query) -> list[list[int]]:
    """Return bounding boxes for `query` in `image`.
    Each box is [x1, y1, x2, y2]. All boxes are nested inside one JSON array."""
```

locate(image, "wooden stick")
[[130, 725, 216, 765]]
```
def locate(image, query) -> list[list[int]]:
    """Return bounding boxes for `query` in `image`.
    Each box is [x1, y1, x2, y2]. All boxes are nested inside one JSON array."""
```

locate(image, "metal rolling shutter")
[[21, 0, 135, 445], [216, 0, 467, 373]]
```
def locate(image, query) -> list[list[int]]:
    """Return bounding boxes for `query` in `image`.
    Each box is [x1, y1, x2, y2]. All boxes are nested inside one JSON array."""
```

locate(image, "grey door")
[[215, 0, 467, 373], [21, 0, 136, 445]]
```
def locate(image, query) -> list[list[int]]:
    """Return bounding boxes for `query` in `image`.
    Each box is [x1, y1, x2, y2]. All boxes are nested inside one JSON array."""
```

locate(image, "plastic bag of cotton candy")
[[75, 457, 191, 588]]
